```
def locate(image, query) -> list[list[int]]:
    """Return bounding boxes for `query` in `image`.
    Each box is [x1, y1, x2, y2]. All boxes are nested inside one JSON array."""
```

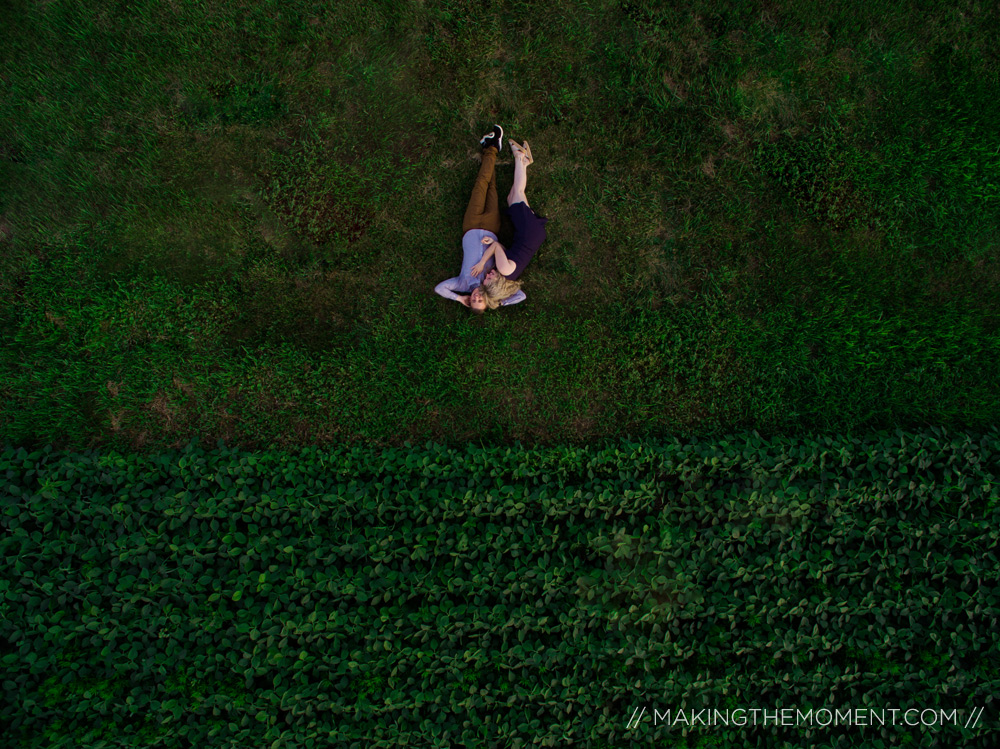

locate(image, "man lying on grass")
[[434, 125, 547, 313]]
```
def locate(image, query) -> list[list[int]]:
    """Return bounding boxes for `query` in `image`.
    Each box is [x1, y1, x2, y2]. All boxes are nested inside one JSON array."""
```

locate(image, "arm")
[[500, 290, 526, 307], [482, 237, 516, 276], [470, 243, 495, 278], [435, 278, 468, 304]]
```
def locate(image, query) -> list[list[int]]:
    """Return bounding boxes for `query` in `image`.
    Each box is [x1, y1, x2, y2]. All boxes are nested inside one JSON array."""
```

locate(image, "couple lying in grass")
[[434, 125, 549, 313]]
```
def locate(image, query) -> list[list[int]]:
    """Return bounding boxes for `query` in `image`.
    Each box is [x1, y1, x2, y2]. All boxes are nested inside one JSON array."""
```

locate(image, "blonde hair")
[[480, 275, 522, 310]]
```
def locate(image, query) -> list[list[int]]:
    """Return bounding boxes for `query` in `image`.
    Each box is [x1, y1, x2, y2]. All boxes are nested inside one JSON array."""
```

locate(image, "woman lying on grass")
[[476, 134, 548, 288], [434, 125, 528, 313]]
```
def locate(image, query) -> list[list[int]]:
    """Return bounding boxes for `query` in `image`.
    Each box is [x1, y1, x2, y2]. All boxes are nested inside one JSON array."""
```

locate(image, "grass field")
[[2, 0, 999, 449]]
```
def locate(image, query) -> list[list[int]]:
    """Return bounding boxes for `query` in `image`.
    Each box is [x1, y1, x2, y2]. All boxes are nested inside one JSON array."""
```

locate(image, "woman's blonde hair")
[[480, 275, 522, 310]]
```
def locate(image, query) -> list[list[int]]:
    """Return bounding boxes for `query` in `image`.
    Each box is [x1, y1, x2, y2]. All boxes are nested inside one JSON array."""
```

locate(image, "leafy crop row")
[[2, 429, 998, 747]]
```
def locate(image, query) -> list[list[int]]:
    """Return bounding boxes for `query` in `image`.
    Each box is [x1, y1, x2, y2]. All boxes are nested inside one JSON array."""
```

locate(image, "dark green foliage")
[[2, 431, 998, 746]]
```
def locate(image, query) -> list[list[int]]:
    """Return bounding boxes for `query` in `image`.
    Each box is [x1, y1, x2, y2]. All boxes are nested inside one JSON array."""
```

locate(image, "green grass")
[[1, 0, 999, 449]]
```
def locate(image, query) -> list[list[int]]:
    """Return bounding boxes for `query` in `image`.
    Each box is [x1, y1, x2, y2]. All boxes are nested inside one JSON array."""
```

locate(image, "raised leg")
[[507, 143, 530, 207]]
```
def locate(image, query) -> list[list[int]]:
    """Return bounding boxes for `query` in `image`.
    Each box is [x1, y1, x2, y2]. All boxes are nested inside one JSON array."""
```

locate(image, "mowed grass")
[[1, 0, 998, 449]]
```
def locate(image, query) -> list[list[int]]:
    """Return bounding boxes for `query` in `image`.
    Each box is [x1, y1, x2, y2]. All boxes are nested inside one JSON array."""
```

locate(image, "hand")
[[481, 236, 494, 246], [458, 295, 471, 307], [470, 260, 487, 277]]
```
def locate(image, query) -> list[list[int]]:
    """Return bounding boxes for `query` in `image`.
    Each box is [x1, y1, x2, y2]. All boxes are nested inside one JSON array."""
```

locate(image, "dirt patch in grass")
[[700, 154, 717, 178], [717, 119, 754, 154], [662, 73, 688, 102], [736, 70, 796, 128], [147, 390, 178, 429], [925, 254, 1000, 314]]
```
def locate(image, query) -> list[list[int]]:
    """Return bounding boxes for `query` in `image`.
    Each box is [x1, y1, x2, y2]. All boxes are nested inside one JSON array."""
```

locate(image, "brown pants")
[[461, 147, 501, 235]]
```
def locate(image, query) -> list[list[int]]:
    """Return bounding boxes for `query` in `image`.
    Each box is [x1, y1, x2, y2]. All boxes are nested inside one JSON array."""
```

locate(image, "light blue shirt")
[[434, 229, 527, 306]]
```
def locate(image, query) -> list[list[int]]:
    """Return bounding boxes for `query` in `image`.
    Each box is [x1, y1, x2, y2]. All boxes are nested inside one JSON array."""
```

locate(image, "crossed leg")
[[462, 147, 501, 235]]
